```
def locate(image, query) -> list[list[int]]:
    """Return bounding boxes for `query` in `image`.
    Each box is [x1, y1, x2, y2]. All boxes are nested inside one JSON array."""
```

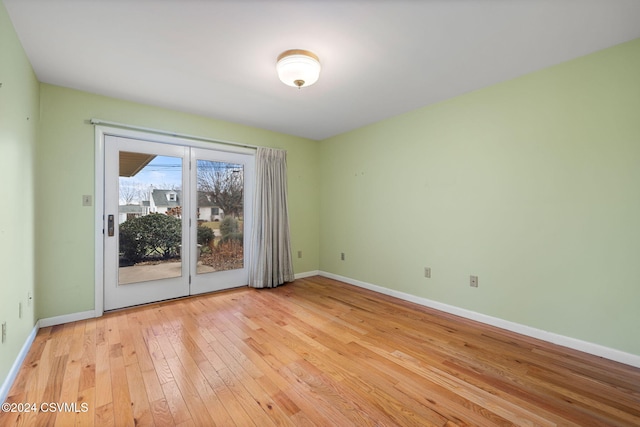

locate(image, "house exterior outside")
[[196, 192, 223, 222], [147, 189, 222, 221], [149, 189, 181, 216], [117, 202, 150, 224]]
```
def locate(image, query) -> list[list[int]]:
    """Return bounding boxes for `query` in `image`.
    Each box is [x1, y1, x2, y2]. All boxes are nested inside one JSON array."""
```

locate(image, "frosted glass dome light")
[[276, 49, 321, 88]]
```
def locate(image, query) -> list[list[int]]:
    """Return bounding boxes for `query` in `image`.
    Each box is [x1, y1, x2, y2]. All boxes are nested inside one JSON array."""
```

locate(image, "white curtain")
[[248, 147, 295, 288]]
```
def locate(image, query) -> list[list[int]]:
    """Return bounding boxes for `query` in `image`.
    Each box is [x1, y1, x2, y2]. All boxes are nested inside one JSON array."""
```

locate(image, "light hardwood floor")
[[2, 276, 639, 426]]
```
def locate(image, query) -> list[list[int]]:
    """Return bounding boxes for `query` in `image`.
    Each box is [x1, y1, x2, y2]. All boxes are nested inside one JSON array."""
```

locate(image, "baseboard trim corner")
[[0, 321, 39, 404], [294, 270, 320, 280], [319, 271, 640, 369], [38, 310, 97, 328]]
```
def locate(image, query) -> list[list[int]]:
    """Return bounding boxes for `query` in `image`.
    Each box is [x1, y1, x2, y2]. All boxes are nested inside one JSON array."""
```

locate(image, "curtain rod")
[[89, 118, 259, 150]]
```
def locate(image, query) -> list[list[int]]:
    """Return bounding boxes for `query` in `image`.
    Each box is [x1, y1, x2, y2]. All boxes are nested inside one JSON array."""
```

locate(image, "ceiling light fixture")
[[276, 49, 321, 89]]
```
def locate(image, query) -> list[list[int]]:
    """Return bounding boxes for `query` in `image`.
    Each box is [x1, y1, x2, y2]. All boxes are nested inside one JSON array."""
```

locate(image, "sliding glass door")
[[103, 134, 253, 311]]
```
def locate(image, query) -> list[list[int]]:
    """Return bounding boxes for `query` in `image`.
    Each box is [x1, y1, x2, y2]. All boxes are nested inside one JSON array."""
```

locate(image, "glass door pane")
[[195, 160, 244, 275], [190, 147, 254, 295], [118, 152, 184, 285]]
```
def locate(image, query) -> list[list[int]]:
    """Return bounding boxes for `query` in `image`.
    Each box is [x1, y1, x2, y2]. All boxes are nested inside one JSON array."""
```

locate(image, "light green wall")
[[0, 0, 39, 383], [36, 84, 320, 319], [319, 38, 640, 356]]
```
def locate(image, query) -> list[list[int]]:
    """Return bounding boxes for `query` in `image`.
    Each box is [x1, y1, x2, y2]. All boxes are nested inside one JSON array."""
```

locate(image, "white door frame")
[[94, 125, 255, 316]]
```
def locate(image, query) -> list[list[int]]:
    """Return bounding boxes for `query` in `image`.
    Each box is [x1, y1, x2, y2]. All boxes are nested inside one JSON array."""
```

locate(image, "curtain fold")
[[248, 147, 294, 288]]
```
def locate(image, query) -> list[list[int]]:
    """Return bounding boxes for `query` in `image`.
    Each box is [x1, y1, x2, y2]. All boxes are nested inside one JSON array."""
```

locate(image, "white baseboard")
[[38, 310, 96, 328], [1, 322, 39, 404], [294, 270, 320, 280], [319, 271, 640, 369]]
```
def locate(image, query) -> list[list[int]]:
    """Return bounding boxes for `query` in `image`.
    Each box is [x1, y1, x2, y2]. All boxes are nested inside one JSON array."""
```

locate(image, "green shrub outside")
[[119, 213, 181, 263], [219, 216, 239, 237], [218, 216, 243, 247], [197, 225, 215, 246]]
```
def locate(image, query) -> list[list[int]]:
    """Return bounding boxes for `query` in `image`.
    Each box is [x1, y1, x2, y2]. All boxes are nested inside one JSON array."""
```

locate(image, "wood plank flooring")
[[2, 276, 639, 426]]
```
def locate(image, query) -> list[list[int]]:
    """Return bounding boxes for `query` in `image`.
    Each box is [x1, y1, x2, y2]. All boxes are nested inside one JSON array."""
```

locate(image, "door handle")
[[108, 214, 114, 237]]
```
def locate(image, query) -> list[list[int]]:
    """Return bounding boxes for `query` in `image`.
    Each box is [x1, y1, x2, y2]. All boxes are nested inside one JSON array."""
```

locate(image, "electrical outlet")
[[341, 252, 345, 261], [298, 250, 302, 259], [82, 195, 92, 206], [2, 323, 6, 343], [424, 267, 431, 278], [470, 275, 478, 288]]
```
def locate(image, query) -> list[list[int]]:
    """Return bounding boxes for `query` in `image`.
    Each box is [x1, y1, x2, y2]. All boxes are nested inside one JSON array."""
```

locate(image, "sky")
[[119, 155, 242, 204], [119, 155, 182, 204]]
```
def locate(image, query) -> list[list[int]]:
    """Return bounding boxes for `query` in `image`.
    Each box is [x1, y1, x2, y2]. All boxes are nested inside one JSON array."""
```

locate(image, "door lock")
[[108, 214, 114, 236]]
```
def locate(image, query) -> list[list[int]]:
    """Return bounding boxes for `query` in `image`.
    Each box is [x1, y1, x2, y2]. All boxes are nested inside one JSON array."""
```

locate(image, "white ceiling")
[[5, 0, 640, 141]]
